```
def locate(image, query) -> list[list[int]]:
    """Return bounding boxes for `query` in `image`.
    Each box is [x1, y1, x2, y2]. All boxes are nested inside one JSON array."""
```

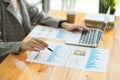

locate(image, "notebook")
[[65, 8, 110, 47]]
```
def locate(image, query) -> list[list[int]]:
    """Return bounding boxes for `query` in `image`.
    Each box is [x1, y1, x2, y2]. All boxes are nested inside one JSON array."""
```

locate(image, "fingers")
[[77, 23, 89, 31], [31, 43, 44, 50], [65, 23, 89, 31], [20, 38, 48, 52], [31, 38, 48, 50], [33, 38, 48, 48], [82, 25, 89, 31]]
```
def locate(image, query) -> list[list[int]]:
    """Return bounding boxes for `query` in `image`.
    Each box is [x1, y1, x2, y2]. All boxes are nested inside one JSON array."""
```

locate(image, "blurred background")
[[26, 0, 120, 15]]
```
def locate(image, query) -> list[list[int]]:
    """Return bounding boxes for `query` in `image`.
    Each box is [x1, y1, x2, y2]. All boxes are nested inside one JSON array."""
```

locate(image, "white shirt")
[[11, 0, 23, 25], [15, 5, 23, 25]]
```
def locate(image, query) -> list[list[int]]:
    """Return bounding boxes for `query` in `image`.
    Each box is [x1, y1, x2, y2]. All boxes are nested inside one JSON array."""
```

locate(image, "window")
[[26, 0, 43, 12], [49, 0, 99, 14], [115, 0, 120, 15], [26, 0, 120, 14]]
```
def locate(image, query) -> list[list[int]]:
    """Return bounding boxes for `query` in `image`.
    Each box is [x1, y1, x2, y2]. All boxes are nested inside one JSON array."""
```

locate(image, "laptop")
[[65, 8, 110, 47]]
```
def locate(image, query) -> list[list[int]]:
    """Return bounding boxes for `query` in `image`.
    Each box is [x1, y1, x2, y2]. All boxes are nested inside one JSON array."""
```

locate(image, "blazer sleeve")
[[0, 30, 22, 57], [24, 0, 64, 28]]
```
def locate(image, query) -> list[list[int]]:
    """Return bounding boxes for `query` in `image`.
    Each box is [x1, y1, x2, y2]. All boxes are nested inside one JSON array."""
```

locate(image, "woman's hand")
[[20, 38, 48, 52], [61, 22, 89, 31]]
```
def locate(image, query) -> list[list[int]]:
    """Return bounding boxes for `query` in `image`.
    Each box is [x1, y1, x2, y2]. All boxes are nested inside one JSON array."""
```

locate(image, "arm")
[[0, 36, 48, 61], [61, 22, 89, 31], [24, 0, 63, 28], [24, 0, 89, 31], [0, 39, 22, 63], [0, 14, 22, 57], [0, 31, 48, 57], [0, 41, 22, 57]]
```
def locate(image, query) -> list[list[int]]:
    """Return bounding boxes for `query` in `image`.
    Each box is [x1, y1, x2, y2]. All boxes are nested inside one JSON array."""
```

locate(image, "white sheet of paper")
[[28, 25, 68, 40], [65, 47, 109, 73], [26, 42, 109, 73], [28, 25, 83, 45], [26, 43, 73, 66]]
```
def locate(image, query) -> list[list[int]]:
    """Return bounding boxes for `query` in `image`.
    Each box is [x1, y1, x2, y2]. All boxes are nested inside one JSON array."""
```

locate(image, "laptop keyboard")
[[79, 28, 102, 46]]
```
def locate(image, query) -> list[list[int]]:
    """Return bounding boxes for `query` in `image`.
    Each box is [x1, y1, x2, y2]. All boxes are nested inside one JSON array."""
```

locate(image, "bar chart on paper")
[[28, 25, 67, 40]]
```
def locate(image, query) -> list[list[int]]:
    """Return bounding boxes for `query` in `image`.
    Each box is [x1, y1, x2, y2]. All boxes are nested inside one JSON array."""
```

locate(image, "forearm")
[[30, 10, 63, 28], [60, 22, 70, 29], [0, 42, 22, 56]]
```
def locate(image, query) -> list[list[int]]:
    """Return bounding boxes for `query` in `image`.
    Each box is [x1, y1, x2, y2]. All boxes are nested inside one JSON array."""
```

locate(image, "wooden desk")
[[0, 10, 120, 80]]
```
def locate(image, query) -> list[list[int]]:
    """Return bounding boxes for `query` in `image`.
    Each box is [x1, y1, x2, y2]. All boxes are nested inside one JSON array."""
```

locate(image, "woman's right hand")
[[20, 38, 48, 52]]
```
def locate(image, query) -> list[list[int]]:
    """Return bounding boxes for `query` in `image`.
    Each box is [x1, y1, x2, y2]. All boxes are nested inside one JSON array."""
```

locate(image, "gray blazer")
[[0, 0, 63, 61]]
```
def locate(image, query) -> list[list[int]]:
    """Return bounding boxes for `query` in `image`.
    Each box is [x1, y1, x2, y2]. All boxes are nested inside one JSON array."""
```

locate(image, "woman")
[[0, 0, 89, 62]]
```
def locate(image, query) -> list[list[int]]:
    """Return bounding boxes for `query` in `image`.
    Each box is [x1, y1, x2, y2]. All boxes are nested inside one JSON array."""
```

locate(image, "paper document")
[[26, 42, 109, 73], [28, 25, 82, 43], [28, 25, 68, 40]]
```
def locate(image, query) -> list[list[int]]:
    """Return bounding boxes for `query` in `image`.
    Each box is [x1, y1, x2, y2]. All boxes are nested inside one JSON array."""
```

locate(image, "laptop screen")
[[101, 7, 110, 31]]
